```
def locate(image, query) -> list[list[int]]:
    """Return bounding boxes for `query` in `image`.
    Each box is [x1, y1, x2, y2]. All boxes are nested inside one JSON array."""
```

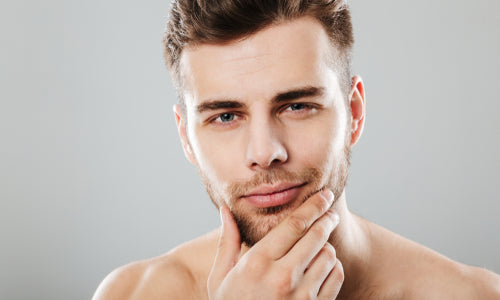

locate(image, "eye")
[[216, 113, 235, 123], [279, 102, 320, 119], [288, 103, 307, 111], [283, 103, 316, 113], [209, 112, 241, 127]]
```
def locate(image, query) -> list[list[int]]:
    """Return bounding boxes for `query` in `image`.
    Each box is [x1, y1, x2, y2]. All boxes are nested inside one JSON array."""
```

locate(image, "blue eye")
[[289, 103, 307, 111], [218, 113, 235, 123], [208, 112, 241, 127]]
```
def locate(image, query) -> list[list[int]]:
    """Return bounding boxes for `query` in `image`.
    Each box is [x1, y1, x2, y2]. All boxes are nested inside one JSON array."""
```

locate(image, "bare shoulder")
[[408, 262, 500, 299], [465, 265, 500, 299], [363, 220, 500, 299], [396, 241, 500, 299], [92, 229, 220, 300], [91, 253, 195, 300]]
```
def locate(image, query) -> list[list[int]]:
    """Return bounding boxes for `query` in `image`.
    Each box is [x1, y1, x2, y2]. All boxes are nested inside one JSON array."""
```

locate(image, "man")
[[93, 0, 500, 299]]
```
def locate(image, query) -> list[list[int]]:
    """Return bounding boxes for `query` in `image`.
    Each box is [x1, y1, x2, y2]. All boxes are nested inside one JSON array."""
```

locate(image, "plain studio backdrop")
[[1, 0, 499, 299]]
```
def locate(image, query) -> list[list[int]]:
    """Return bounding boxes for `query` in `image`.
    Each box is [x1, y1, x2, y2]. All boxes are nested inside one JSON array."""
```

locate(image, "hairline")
[[172, 18, 352, 118]]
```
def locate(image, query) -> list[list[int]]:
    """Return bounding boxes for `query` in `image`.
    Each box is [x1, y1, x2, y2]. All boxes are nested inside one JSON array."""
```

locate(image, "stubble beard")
[[200, 142, 351, 247]]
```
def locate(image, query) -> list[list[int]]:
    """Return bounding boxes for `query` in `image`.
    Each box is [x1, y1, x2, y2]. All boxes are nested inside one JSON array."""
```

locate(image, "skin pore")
[[177, 16, 357, 248], [175, 16, 370, 297], [92, 16, 500, 300], [173, 16, 499, 299]]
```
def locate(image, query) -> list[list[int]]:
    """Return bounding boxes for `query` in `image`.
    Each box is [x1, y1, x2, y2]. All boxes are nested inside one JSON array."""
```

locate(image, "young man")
[[93, 1, 500, 299]]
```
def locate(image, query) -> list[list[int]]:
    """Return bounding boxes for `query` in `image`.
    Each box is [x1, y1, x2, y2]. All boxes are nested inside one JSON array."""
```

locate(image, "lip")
[[242, 182, 306, 208]]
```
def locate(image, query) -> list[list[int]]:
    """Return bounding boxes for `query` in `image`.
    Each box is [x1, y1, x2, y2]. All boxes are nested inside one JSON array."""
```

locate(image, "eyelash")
[[208, 103, 317, 126], [283, 103, 315, 113], [211, 112, 242, 126]]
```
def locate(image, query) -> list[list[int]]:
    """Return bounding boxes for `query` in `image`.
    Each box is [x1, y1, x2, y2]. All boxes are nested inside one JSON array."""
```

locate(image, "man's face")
[[177, 17, 353, 246]]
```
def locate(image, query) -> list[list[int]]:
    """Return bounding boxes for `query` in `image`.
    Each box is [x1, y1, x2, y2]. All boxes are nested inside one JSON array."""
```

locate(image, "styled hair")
[[163, 0, 354, 102]]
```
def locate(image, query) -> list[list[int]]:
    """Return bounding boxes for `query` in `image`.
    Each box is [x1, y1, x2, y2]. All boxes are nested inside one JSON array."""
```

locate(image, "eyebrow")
[[272, 86, 325, 104], [196, 86, 325, 114], [196, 100, 246, 114]]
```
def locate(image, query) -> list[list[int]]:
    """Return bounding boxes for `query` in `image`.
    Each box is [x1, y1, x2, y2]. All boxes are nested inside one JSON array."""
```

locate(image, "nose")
[[245, 117, 288, 169]]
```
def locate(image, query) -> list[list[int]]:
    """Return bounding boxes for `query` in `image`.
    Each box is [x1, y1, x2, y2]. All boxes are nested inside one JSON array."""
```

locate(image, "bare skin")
[[93, 17, 500, 299], [93, 190, 500, 300]]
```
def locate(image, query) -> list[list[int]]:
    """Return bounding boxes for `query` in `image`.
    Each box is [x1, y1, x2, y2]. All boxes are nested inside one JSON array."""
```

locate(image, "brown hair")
[[163, 0, 354, 102]]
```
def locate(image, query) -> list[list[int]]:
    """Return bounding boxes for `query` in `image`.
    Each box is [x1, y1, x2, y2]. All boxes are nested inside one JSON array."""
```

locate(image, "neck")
[[237, 190, 374, 296], [328, 190, 373, 298]]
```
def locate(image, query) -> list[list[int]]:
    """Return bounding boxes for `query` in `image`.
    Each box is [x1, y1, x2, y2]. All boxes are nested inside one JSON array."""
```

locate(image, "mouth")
[[241, 182, 307, 208]]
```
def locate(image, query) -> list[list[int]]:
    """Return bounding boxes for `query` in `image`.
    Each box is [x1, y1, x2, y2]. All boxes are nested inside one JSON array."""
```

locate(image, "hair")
[[163, 0, 354, 106]]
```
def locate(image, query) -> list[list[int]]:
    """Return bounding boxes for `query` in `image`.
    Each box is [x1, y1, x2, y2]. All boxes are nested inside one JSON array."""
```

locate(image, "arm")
[[470, 266, 500, 300], [92, 258, 198, 300]]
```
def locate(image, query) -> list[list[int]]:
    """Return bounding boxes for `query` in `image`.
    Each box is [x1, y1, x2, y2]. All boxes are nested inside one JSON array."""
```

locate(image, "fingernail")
[[322, 189, 334, 203]]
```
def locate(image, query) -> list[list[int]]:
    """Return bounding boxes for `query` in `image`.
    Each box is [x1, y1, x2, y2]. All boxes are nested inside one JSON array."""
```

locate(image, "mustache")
[[228, 167, 322, 199]]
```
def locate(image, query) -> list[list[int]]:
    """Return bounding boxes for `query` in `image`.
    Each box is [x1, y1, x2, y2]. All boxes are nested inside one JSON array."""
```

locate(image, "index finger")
[[252, 189, 334, 260]]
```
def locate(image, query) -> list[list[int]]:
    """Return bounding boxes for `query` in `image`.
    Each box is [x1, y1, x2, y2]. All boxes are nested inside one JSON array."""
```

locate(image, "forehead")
[[179, 17, 336, 107]]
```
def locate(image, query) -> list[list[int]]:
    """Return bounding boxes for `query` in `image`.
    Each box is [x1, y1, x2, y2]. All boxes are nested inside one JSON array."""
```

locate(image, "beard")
[[200, 139, 352, 247]]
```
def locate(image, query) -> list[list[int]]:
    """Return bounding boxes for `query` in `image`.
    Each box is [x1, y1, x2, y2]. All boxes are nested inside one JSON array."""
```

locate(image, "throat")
[[327, 198, 374, 299]]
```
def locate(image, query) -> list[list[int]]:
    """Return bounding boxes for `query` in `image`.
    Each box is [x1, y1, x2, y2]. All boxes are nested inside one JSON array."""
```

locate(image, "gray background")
[[1, 0, 499, 299]]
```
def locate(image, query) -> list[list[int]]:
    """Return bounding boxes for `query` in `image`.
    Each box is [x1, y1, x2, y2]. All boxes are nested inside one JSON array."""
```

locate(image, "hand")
[[207, 189, 344, 300]]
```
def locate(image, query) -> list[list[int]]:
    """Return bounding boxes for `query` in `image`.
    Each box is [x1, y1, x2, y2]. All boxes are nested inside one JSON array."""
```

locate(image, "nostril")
[[271, 158, 282, 165]]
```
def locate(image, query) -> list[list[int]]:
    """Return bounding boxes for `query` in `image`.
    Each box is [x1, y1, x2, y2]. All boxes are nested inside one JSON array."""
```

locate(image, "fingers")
[[317, 258, 344, 300], [282, 209, 339, 272], [301, 243, 338, 297], [253, 189, 334, 260], [208, 206, 241, 290]]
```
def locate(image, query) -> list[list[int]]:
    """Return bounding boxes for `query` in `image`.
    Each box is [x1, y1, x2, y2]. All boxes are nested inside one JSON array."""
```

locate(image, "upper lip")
[[242, 182, 306, 197]]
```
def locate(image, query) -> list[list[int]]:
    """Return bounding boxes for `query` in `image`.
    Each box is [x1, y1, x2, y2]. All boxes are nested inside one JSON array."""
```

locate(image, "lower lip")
[[243, 186, 303, 208]]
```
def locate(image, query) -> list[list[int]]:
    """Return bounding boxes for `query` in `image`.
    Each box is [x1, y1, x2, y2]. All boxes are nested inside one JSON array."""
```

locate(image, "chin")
[[231, 193, 307, 247]]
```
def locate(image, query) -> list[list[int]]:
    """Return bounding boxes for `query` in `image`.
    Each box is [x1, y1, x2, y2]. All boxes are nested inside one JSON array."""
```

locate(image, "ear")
[[173, 104, 198, 165], [348, 76, 366, 147]]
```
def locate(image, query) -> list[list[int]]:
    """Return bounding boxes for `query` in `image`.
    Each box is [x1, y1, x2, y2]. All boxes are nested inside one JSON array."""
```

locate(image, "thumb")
[[209, 206, 241, 286]]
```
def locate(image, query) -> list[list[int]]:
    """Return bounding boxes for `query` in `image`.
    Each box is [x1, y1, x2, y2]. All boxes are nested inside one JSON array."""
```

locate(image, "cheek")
[[189, 127, 244, 184], [286, 113, 346, 168], [289, 134, 335, 171]]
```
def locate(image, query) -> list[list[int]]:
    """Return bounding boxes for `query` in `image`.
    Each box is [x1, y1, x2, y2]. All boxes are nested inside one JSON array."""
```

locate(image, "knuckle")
[[240, 255, 266, 276], [322, 243, 337, 261], [237, 256, 251, 270], [313, 194, 329, 214], [273, 274, 294, 296], [253, 247, 272, 261], [310, 226, 326, 241], [287, 215, 308, 235], [333, 260, 345, 283], [272, 266, 296, 296], [311, 222, 330, 240]]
